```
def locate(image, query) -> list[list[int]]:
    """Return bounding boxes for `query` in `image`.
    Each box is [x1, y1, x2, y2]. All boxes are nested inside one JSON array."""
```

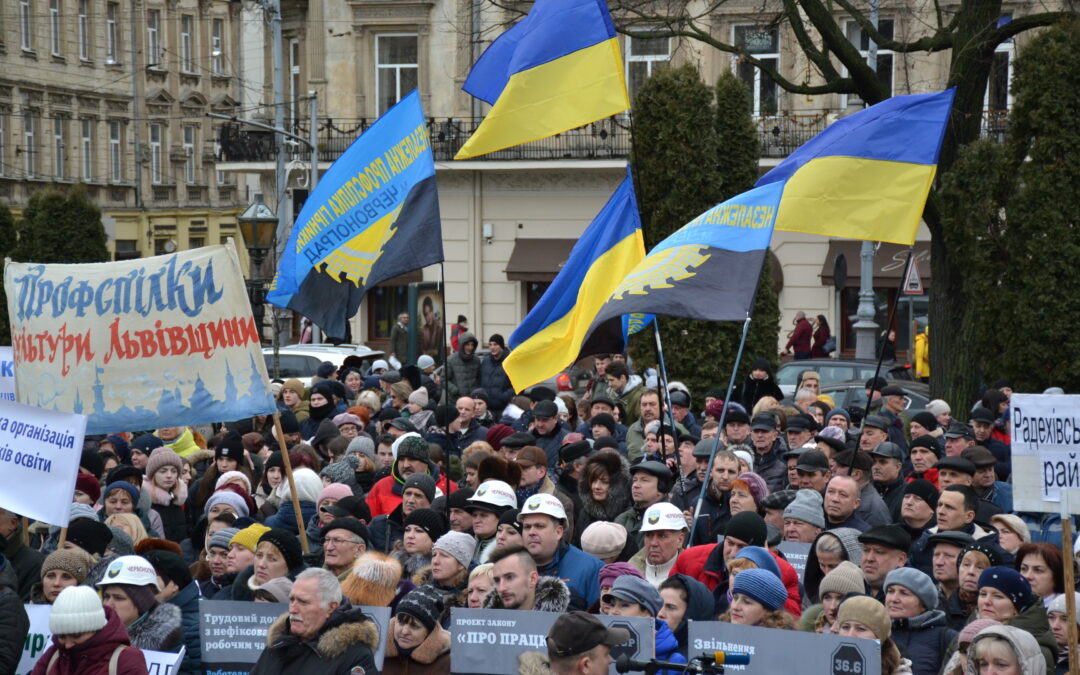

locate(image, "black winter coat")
[[478, 351, 515, 414], [250, 603, 380, 675], [890, 609, 956, 675], [0, 558, 29, 674]]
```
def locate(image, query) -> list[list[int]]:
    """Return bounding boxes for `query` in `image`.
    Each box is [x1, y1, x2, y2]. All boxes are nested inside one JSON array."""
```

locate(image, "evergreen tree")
[[628, 65, 780, 404], [13, 187, 109, 263], [0, 201, 15, 343]]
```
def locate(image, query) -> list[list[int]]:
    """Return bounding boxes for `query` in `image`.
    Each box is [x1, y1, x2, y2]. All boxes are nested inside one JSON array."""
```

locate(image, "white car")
[[262, 343, 386, 386]]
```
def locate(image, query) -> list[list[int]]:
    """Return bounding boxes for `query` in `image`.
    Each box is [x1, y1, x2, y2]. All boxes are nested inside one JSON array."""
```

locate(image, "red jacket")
[[32, 607, 148, 675], [366, 469, 458, 518], [669, 543, 803, 618], [785, 318, 813, 353]]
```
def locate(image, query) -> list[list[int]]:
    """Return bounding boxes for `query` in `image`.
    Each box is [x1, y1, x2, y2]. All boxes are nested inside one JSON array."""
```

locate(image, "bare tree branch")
[[987, 11, 1074, 46], [830, 0, 956, 52]]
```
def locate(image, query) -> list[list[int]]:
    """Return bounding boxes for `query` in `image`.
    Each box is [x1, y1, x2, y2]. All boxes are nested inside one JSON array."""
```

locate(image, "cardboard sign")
[[777, 541, 812, 582], [143, 647, 185, 675], [0, 400, 86, 526], [687, 620, 881, 675], [449, 608, 653, 675], [1011, 394, 1080, 513], [5, 245, 277, 435], [199, 599, 389, 672]]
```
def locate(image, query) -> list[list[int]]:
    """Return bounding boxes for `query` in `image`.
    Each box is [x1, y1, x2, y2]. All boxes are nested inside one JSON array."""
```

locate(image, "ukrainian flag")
[[758, 89, 955, 245], [503, 168, 645, 392], [454, 0, 630, 160]]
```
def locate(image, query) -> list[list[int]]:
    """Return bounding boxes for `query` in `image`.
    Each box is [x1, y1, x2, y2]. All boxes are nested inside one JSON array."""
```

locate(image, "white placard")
[[1011, 393, 1080, 514], [0, 346, 14, 401]]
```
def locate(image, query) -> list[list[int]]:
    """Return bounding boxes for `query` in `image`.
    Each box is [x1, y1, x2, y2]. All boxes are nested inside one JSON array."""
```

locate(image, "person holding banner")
[[30, 586, 147, 675]]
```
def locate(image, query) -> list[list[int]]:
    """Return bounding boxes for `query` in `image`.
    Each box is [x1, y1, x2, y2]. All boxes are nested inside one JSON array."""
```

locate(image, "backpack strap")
[[46, 650, 60, 675], [108, 645, 125, 675]]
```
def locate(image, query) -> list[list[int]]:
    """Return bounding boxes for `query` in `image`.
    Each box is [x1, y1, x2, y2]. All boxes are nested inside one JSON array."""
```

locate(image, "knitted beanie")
[[144, 550, 192, 588], [104, 481, 141, 507], [734, 472, 769, 505], [285, 468, 323, 503], [66, 519, 113, 557], [40, 549, 93, 583], [321, 457, 360, 486], [346, 436, 377, 463], [818, 561, 866, 599], [731, 568, 788, 611], [977, 566, 1033, 611], [49, 586, 107, 634], [317, 483, 354, 507], [583, 520, 630, 557], [404, 508, 449, 542], [836, 596, 891, 641], [107, 527, 135, 557], [903, 479, 940, 510], [205, 491, 250, 518], [724, 511, 768, 546], [783, 489, 826, 529], [75, 473, 101, 504], [402, 473, 437, 503], [598, 562, 645, 589], [884, 567, 938, 611], [408, 388, 429, 407], [281, 379, 305, 400], [910, 411, 939, 432], [397, 436, 430, 462], [68, 503, 99, 525], [732, 546, 781, 580], [230, 523, 272, 554], [498, 509, 522, 534], [342, 553, 404, 607], [145, 448, 182, 478], [397, 585, 444, 633], [1048, 593, 1080, 625], [258, 529, 304, 573], [958, 618, 1002, 646], [215, 470, 253, 493], [209, 527, 240, 552], [433, 531, 476, 570]]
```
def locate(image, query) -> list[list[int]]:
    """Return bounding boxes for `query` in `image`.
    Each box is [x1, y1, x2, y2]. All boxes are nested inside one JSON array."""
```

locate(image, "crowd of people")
[[0, 339, 1077, 675]]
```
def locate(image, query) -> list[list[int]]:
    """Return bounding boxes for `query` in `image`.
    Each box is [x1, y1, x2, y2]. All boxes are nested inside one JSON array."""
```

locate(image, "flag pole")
[[439, 261, 452, 525], [651, 321, 683, 486], [272, 412, 310, 553], [687, 314, 751, 545]]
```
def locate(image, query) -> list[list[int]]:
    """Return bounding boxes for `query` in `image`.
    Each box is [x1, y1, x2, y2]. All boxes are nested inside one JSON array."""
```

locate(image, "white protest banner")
[[777, 541, 811, 582], [0, 400, 85, 525], [0, 346, 14, 402], [450, 608, 654, 675], [687, 620, 880, 675], [1010, 393, 1080, 513], [144, 647, 185, 675], [199, 599, 389, 672], [4, 245, 277, 436]]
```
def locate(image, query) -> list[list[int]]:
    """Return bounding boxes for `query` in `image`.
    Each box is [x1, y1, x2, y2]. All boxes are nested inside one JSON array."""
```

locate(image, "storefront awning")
[[819, 240, 932, 287], [504, 238, 577, 282]]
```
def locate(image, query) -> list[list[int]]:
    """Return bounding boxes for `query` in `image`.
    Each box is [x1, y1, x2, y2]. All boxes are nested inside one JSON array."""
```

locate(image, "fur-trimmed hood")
[[481, 575, 570, 612], [579, 451, 631, 520], [265, 603, 380, 660], [128, 601, 183, 652], [518, 650, 552, 675], [385, 616, 451, 664]]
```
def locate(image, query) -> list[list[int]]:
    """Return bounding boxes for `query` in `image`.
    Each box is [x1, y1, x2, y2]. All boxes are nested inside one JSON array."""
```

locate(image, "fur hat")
[[837, 596, 891, 641], [49, 586, 107, 634], [134, 538, 182, 557], [477, 455, 522, 487], [341, 553, 404, 607], [145, 448, 182, 479], [818, 560, 866, 598], [40, 549, 93, 584]]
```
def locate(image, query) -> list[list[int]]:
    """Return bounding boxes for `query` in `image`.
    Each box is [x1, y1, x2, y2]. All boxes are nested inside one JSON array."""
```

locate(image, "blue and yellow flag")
[[267, 91, 442, 338], [455, 0, 629, 160], [758, 89, 955, 245], [583, 182, 781, 337], [503, 169, 647, 392]]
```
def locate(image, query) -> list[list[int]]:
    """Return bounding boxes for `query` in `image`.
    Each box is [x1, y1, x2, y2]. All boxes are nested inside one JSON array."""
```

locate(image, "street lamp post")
[[238, 194, 278, 374]]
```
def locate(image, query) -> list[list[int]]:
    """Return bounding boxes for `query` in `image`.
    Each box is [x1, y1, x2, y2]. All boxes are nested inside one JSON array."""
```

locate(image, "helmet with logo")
[[94, 555, 161, 591], [639, 502, 688, 532], [466, 480, 517, 514], [517, 493, 567, 526]]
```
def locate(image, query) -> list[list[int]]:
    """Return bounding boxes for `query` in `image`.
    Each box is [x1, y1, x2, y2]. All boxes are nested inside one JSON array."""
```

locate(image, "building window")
[[289, 39, 301, 128], [81, 119, 93, 181], [733, 25, 780, 117], [188, 236, 204, 248], [376, 34, 418, 116], [49, 0, 61, 56], [183, 124, 196, 183], [211, 19, 224, 75], [366, 285, 409, 340], [78, 0, 89, 60], [20, 0, 32, 51], [23, 98, 36, 177], [180, 15, 194, 73], [146, 9, 161, 67], [844, 19, 895, 105], [114, 239, 140, 261], [149, 123, 162, 184], [625, 34, 670, 102], [106, 3, 118, 63], [53, 118, 65, 180], [109, 120, 121, 182], [525, 282, 551, 313], [986, 15, 1013, 112]]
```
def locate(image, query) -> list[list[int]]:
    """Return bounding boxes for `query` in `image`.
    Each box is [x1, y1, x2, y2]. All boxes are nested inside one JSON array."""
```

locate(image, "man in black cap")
[[784, 414, 818, 451], [723, 409, 752, 448], [615, 461, 674, 552], [936, 456, 977, 490], [968, 407, 1010, 480], [795, 449, 831, 493], [669, 390, 701, 437], [498, 431, 535, 462], [869, 441, 907, 521], [576, 396, 628, 443], [857, 524, 911, 599], [859, 415, 892, 453], [926, 530, 975, 610], [545, 611, 630, 675], [832, 449, 891, 527], [906, 435, 941, 483], [625, 389, 665, 464], [943, 420, 975, 458], [899, 479, 938, 542], [671, 439, 712, 510], [320, 519, 369, 579], [963, 446, 1013, 512], [749, 413, 788, 493], [529, 400, 568, 473]]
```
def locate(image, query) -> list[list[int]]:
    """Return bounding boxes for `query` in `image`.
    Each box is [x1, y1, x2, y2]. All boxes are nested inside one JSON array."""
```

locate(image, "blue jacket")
[[264, 499, 317, 535], [169, 580, 202, 675], [478, 352, 515, 414], [654, 618, 689, 674], [537, 542, 603, 610]]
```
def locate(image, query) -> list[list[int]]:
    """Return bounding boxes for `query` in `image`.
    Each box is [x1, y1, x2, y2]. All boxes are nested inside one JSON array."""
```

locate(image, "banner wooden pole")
[[1062, 494, 1078, 675], [20, 517, 29, 547], [272, 412, 310, 553], [57, 527, 68, 549]]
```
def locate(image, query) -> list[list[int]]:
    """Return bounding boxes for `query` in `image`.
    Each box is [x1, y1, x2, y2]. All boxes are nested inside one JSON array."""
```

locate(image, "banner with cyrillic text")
[[199, 599, 389, 672], [777, 541, 811, 582], [0, 346, 14, 402], [4, 244, 277, 435], [449, 608, 653, 675], [0, 400, 85, 526], [1011, 393, 1080, 513], [687, 621, 880, 675]]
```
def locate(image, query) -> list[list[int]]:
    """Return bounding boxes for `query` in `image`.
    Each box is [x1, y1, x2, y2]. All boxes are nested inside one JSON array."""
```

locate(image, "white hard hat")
[[371, 359, 389, 372], [640, 502, 688, 532], [96, 555, 161, 591], [518, 493, 566, 522], [467, 480, 517, 511]]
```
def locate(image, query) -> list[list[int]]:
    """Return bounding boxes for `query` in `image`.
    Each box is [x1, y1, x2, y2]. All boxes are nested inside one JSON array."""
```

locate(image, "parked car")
[[262, 343, 385, 385], [814, 379, 930, 416], [775, 358, 913, 396]]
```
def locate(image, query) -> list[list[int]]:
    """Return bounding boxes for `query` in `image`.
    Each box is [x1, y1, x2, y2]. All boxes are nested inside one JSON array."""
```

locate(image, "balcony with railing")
[[216, 109, 1012, 165]]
